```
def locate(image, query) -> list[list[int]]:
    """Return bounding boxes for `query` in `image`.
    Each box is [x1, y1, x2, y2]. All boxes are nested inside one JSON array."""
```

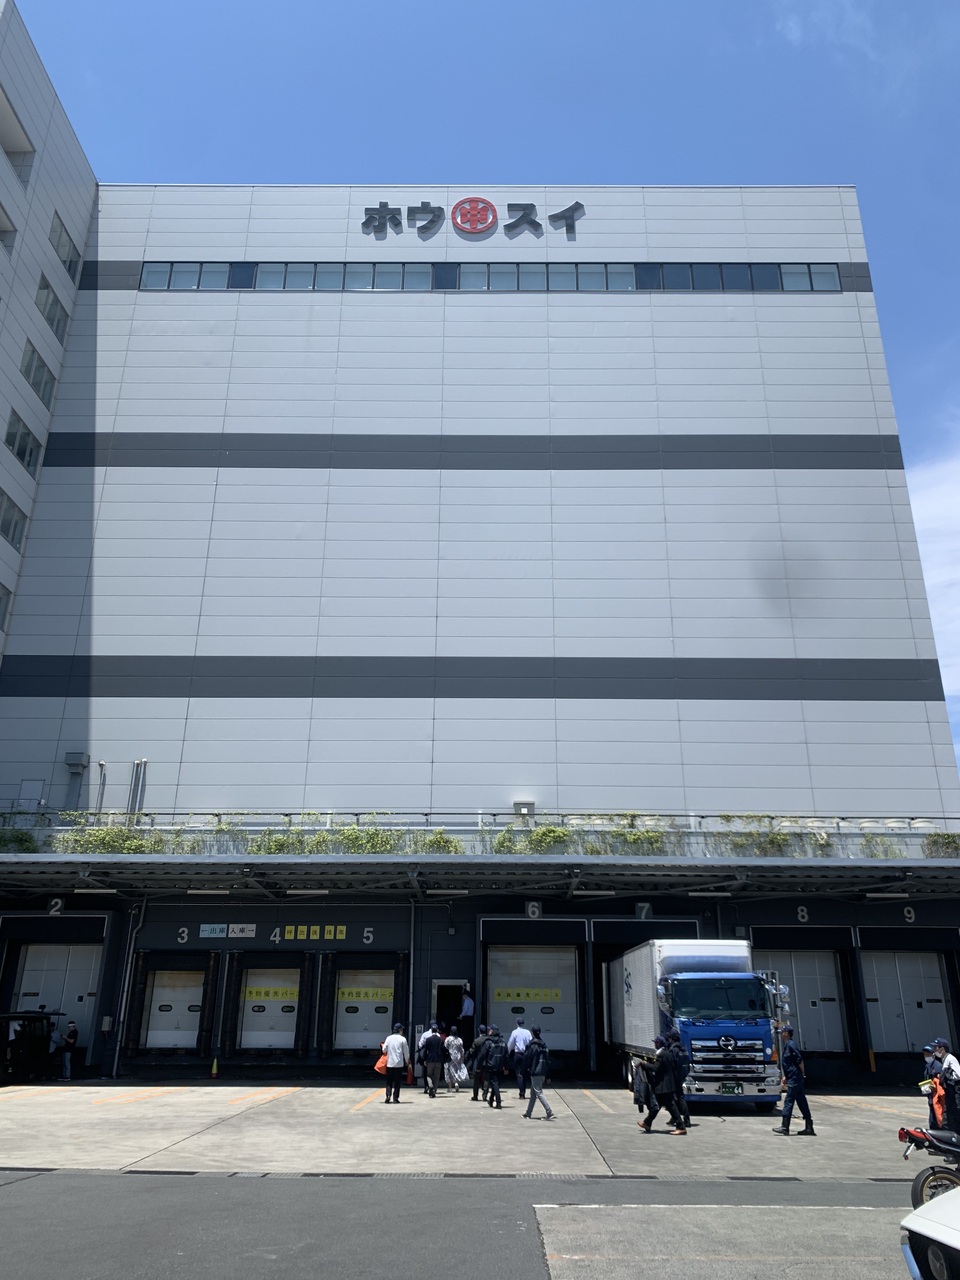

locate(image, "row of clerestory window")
[[140, 260, 844, 294]]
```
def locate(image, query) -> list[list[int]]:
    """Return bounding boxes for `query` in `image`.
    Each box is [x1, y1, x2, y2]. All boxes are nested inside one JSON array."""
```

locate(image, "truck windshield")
[[670, 978, 770, 1020]]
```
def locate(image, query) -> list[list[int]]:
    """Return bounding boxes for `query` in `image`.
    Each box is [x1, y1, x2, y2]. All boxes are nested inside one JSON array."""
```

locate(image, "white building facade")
[[0, 167, 956, 819]]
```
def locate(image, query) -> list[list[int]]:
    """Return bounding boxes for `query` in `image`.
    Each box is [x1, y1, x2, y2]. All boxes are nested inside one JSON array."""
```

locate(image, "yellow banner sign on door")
[[337, 988, 394, 1002], [244, 986, 299, 1002], [493, 989, 561, 1003]]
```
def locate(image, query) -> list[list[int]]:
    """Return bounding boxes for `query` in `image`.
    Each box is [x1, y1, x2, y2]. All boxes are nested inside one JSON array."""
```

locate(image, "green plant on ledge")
[[622, 829, 667, 854], [0, 829, 39, 852], [52, 825, 165, 855], [859, 832, 900, 859], [923, 832, 960, 858], [526, 825, 571, 853], [412, 829, 465, 856], [336, 824, 403, 856]]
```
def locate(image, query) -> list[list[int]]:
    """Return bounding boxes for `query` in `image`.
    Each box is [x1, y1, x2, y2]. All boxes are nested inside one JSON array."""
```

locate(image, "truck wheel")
[[754, 1101, 777, 1114], [911, 1165, 960, 1208]]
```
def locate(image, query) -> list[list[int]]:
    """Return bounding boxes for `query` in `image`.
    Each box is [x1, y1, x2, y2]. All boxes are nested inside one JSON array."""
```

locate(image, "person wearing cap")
[[417, 1021, 440, 1093], [640, 1035, 686, 1135], [507, 1016, 533, 1099], [932, 1039, 960, 1130], [61, 1020, 79, 1082], [466, 1024, 489, 1101], [476, 1023, 507, 1109], [920, 1044, 942, 1128], [520, 1025, 554, 1120], [382, 1022, 410, 1104], [772, 1025, 815, 1137]]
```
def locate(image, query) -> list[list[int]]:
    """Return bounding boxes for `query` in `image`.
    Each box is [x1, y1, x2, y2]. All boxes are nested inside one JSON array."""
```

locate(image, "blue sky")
[[16, 0, 960, 746]]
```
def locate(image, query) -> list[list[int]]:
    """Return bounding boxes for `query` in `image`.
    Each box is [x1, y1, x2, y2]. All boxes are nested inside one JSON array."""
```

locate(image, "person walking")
[[633, 1056, 660, 1131], [507, 1017, 533, 1100], [382, 1022, 410, 1103], [420, 1024, 445, 1097], [444, 1024, 469, 1093], [466, 1025, 489, 1101], [521, 1026, 554, 1120], [666, 1030, 691, 1128], [417, 1021, 439, 1093], [61, 1020, 79, 1082], [772, 1024, 816, 1136], [639, 1036, 686, 1135], [477, 1023, 507, 1109], [932, 1038, 960, 1130], [919, 1045, 941, 1128]]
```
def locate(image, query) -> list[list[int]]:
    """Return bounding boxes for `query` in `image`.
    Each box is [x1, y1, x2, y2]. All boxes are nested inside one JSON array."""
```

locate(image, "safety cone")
[[211, 1056, 219, 1079]]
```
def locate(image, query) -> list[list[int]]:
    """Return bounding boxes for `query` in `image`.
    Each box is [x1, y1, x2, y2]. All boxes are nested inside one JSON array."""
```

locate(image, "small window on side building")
[[662, 263, 692, 290], [547, 264, 576, 291], [0, 581, 10, 630], [20, 342, 55, 409], [255, 263, 285, 289], [314, 264, 343, 290], [635, 263, 662, 290], [721, 263, 751, 291], [228, 263, 256, 289], [169, 262, 200, 289], [285, 263, 316, 289], [5, 409, 42, 477], [374, 263, 402, 290], [0, 488, 27, 551], [606, 264, 635, 291], [344, 264, 373, 290], [577, 264, 606, 290], [459, 264, 487, 291], [35, 275, 69, 343], [49, 212, 81, 281], [490, 264, 518, 291]]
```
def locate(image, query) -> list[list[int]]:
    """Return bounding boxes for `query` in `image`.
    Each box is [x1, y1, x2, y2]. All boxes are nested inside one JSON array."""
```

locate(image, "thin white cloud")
[[772, 1, 960, 105], [775, 0, 879, 60]]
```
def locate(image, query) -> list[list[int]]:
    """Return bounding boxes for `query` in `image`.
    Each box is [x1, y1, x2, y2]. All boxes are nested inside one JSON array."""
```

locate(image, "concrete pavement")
[[0, 1079, 926, 1182]]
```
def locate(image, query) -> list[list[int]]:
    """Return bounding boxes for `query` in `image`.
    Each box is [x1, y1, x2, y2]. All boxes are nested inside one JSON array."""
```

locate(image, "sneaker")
[[545, 1113, 555, 1121], [669, 1128, 686, 1136], [771, 1126, 790, 1135], [523, 1113, 532, 1119]]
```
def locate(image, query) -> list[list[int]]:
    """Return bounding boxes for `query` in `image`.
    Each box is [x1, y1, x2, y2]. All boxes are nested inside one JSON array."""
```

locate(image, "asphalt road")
[[0, 1172, 911, 1280]]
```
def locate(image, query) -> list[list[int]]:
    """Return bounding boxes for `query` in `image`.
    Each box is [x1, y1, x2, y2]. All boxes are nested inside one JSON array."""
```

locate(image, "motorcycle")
[[899, 1125, 960, 1207]]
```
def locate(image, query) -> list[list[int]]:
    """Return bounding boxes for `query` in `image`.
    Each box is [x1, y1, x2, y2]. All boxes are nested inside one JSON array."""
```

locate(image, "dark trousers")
[[781, 1078, 812, 1126], [472, 1068, 486, 1100], [486, 1073, 502, 1106], [424, 1062, 443, 1095], [653, 1091, 685, 1129], [385, 1066, 404, 1100], [515, 1063, 528, 1096]]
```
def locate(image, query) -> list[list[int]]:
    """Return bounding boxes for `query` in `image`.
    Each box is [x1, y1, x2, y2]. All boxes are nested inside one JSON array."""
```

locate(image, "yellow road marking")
[[110, 1088, 177, 1107], [581, 1089, 614, 1114], [93, 1088, 173, 1106], [228, 1086, 301, 1106], [352, 1089, 387, 1112]]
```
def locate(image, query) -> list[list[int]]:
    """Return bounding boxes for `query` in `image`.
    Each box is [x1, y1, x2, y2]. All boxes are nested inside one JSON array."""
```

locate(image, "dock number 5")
[[363, 928, 374, 945]]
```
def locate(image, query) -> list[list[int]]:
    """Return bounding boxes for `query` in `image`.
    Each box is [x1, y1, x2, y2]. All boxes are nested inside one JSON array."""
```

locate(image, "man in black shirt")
[[772, 1025, 815, 1136]]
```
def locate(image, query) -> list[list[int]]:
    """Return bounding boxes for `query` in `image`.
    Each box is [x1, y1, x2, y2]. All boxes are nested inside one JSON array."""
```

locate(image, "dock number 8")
[[797, 906, 809, 923]]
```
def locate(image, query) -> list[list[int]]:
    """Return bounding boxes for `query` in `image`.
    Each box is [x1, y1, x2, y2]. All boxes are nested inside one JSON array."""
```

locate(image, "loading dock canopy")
[[0, 852, 958, 901]]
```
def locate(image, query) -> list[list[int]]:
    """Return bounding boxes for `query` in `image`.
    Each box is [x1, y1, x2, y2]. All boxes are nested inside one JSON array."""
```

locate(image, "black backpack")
[[485, 1037, 507, 1071]]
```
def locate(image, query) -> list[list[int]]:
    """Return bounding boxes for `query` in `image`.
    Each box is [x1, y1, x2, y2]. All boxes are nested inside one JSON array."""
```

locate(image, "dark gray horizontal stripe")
[[42, 432, 904, 471], [77, 260, 875, 293], [0, 656, 943, 701]]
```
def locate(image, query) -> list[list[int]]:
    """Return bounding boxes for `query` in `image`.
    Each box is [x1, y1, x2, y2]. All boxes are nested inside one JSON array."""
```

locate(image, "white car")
[[901, 1187, 960, 1278]]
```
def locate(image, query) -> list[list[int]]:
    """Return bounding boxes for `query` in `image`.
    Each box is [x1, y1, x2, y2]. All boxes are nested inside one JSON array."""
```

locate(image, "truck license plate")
[[719, 1083, 743, 1096]]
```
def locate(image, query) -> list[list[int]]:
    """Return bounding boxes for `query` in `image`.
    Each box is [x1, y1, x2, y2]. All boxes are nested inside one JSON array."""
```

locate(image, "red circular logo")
[[451, 196, 498, 233]]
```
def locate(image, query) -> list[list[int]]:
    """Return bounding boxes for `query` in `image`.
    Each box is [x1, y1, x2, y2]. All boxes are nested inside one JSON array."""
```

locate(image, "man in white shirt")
[[459, 987, 475, 1043], [382, 1022, 410, 1104], [933, 1038, 960, 1131], [507, 1017, 533, 1099]]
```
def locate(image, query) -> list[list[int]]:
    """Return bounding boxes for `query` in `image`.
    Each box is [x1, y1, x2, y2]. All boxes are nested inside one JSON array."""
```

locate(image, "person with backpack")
[[465, 1024, 489, 1101], [520, 1025, 555, 1120], [666, 1030, 691, 1128], [476, 1023, 507, 1109], [932, 1038, 960, 1130], [639, 1036, 686, 1135]]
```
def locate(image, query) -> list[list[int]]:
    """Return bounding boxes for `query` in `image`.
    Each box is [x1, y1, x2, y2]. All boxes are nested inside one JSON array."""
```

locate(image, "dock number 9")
[[904, 907, 916, 923]]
